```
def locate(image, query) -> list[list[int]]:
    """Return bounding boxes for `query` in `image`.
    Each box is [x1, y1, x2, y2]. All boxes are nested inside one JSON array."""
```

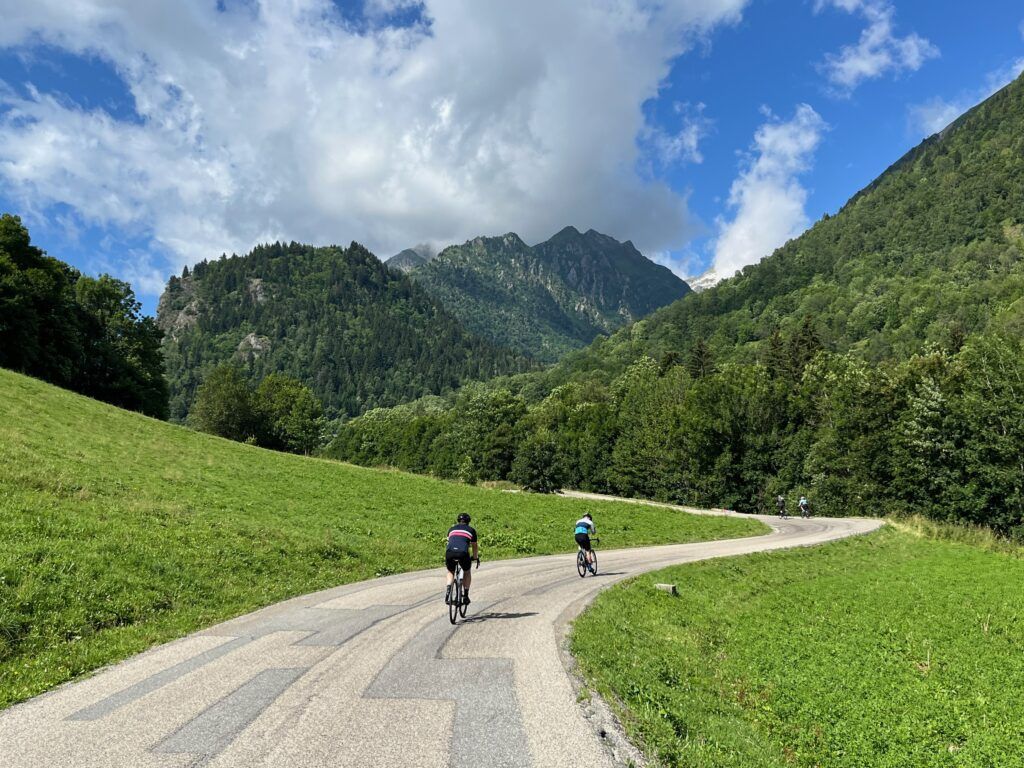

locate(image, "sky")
[[0, 0, 1022, 313]]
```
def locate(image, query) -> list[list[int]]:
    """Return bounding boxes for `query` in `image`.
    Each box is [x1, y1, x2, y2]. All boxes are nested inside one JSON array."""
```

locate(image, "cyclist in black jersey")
[[445, 513, 478, 605]]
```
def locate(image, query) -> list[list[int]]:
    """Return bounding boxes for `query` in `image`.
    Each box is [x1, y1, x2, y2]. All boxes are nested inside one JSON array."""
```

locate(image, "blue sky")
[[1, 0, 1022, 313]]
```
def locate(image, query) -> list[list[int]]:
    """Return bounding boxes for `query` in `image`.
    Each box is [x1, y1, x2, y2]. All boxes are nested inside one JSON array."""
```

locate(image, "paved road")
[[0, 502, 881, 768]]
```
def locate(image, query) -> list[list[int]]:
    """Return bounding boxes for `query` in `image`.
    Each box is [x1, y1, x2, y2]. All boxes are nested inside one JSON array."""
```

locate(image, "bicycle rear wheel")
[[576, 549, 587, 577], [590, 549, 598, 576], [449, 568, 461, 624]]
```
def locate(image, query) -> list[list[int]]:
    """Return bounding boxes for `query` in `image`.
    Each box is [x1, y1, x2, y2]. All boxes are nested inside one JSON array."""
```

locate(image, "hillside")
[[0, 369, 763, 709], [157, 241, 532, 420], [329, 74, 1024, 532], [552, 71, 1024, 381], [407, 228, 690, 361]]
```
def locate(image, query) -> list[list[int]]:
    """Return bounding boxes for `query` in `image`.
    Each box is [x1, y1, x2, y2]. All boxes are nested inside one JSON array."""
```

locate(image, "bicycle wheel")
[[449, 568, 461, 624], [577, 549, 587, 577], [458, 593, 468, 619], [590, 549, 597, 576]]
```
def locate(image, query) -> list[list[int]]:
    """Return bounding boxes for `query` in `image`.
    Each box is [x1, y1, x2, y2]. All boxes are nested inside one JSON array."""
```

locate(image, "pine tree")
[[687, 338, 716, 379]]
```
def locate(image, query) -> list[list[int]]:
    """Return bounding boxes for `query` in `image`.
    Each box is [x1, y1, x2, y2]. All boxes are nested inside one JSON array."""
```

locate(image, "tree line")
[[326, 323, 1024, 538]]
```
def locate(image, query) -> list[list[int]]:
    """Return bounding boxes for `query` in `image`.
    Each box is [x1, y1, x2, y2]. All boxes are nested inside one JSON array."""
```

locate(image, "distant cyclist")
[[445, 513, 478, 606], [799, 496, 811, 518], [574, 513, 596, 574], [776, 494, 787, 519]]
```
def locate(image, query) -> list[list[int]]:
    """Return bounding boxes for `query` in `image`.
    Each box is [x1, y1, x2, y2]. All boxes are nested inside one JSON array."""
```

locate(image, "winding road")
[[0, 499, 881, 768]]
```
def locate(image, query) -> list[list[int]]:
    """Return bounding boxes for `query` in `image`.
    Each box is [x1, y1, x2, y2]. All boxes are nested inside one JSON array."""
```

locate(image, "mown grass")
[[572, 526, 1024, 767], [0, 369, 764, 709]]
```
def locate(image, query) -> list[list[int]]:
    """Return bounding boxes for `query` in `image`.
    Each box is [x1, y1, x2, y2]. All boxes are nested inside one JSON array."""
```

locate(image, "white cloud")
[[908, 57, 1024, 137], [711, 104, 827, 277], [645, 102, 712, 166], [816, 0, 938, 93], [0, 0, 749, 282]]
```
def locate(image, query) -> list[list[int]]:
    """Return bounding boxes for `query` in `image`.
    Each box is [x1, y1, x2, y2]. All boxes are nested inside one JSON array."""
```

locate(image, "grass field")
[[0, 369, 765, 709], [572, 526, 1024, 767]]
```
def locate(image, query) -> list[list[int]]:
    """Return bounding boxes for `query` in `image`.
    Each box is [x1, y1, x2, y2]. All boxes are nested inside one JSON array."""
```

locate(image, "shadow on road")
[[461, 611, 538, 624]]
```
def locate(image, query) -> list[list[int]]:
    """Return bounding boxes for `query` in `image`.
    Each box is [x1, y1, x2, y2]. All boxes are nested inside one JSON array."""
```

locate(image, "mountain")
[[328, 72, 1024, 534], [386, 247, 432, 273], [405, 227, 690, 361], [534, 226, 691, 325], [157, 241, 532, 420], [686, 267, 728, 293]]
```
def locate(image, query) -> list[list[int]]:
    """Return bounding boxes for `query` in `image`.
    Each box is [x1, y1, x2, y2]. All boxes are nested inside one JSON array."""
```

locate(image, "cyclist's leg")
[[460, 555, 473, 603], [445, 554, 457, 602], [575, 533, 593, 563]]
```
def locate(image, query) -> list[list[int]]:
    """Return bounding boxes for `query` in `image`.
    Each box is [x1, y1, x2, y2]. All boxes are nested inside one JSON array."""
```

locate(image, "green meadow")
[[572, 525, 1024, 767], [0, 369, 764, 708]]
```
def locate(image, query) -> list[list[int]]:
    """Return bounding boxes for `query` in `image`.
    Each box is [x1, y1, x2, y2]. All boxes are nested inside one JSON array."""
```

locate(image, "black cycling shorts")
[[445, 550, 472, 573], [575, 532, 592, 551]]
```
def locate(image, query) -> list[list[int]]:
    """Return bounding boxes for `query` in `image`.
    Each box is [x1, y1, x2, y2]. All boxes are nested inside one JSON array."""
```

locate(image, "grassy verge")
[[0, 369, 765, 708], [572, 526, 1024, 767]]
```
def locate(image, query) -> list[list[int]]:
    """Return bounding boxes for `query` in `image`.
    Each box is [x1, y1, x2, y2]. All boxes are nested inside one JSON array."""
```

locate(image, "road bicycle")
[[448, 557, 479, 624], [576, 537, 599, 578]]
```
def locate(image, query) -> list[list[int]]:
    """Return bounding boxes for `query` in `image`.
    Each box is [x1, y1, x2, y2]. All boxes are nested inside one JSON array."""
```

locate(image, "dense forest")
[[158, 241, 533, 421], [0, 214, 167, 418], [327, 74, 1024, 536], [405, 227, 689, 361]]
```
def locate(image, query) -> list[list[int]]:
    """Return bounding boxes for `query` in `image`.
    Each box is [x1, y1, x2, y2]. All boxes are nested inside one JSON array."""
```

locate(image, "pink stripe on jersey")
[[449, 530, 473, 539]]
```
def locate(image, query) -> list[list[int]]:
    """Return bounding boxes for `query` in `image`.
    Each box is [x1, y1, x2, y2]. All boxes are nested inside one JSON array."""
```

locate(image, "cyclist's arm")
[[471, 541, 479, 559]]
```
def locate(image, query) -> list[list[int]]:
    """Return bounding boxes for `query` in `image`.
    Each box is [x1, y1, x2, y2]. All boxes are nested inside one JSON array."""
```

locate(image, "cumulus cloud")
[[711, 104, 827, 278], [908, 57, 1024, 137], [816, 0, 938, 93], [0, 0, 749, 281]]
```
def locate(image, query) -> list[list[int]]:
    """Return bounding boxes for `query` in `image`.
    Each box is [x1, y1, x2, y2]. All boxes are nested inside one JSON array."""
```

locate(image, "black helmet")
[[583, 513, 592, 519], [457, 513, 471, 524]]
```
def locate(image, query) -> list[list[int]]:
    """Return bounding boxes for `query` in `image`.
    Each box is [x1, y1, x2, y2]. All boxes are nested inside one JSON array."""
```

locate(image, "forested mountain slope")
[[157, 241, 531, 420], [329, 74, 1024, 534], [547, 71, 1024, 385], [406, 228, 689, 361]]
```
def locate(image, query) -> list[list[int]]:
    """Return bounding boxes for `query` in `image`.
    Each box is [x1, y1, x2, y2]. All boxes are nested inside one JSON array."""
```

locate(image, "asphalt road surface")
[[0, 499, 881, 767]]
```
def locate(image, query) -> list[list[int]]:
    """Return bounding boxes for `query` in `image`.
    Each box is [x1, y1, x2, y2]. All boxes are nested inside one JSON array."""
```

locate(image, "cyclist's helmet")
[[457, 513, 471, 524], [583, 514, 592, 520]]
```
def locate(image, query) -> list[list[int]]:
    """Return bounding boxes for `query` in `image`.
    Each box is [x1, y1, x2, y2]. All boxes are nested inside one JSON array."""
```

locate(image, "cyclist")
[[574, 513, 596, 574], [445, 513, 478, 606], [776, 494, 787, 519], [799, 495, 811, 518]]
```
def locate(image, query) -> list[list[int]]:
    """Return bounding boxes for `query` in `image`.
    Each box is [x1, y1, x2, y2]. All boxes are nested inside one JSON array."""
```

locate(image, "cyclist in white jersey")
[[574, 514, 596, 573]]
